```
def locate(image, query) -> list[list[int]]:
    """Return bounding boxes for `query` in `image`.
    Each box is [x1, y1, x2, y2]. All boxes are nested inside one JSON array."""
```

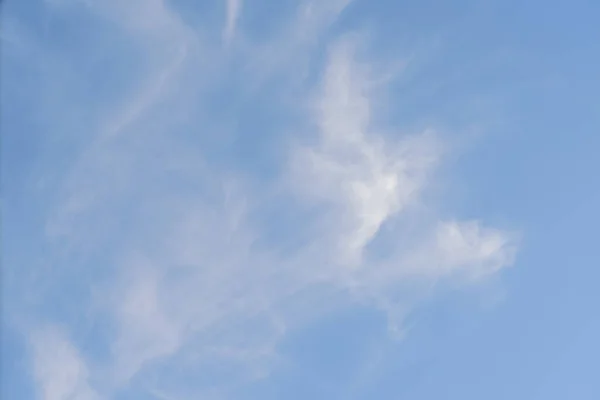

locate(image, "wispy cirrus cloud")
[[223, 0, 242, 44], [292, 38, 441, 266], [3, 0, 517, 399], [29, 327, 99, 400]]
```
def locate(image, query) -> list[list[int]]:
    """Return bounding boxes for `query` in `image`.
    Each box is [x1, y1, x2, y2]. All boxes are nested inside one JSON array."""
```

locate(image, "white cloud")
[[29, 327, 99, 400], [9, 0, 518, 398], [429, 220, 517, 279], [223, 0, 242, 44], [43, 0, 199, 244], [111, 260, 182, 383], [292, 37, 441, 266], [88, 37, 515, 394], [240, 0, 354, 88]]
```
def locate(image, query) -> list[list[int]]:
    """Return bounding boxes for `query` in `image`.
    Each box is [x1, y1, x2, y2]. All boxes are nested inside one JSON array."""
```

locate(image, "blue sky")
[[2, 0, 599, 399]]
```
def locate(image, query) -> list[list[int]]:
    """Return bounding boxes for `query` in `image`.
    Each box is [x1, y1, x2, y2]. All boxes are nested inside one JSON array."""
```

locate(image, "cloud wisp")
[[29, 327, 99, 400], [4, 0, 517, 399], [223, 0, 242, 44]]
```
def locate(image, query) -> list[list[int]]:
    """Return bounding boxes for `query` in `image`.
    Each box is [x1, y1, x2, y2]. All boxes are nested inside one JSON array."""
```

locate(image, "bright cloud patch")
[[3, 0, 517, 399], [293, 38, 441, 265], [30, 328, 99, 400]]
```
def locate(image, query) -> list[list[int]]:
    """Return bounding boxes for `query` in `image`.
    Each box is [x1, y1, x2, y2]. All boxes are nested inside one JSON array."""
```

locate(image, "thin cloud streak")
[[223, 0, 242, 44]]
